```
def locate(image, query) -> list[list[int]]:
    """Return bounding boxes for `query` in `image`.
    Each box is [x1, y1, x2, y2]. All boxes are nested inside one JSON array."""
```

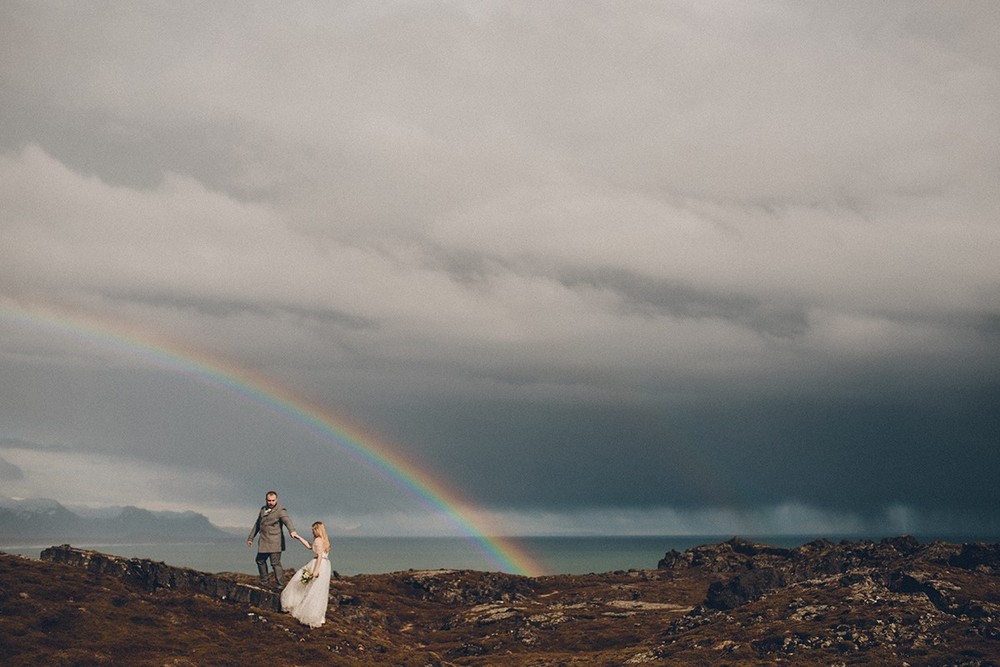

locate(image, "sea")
[[3, 534, 995, 576]]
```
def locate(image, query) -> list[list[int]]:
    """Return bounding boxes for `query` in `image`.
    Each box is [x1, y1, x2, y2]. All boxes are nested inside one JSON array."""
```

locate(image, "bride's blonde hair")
[[311, 521, 330, 553]]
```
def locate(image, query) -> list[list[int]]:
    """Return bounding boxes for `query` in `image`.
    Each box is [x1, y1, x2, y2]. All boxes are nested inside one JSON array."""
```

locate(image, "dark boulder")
[[881, 534, 922, 555], [950, 542, 1000, 572], [656, 548, 691, 570], [705, 566, 786, 610]]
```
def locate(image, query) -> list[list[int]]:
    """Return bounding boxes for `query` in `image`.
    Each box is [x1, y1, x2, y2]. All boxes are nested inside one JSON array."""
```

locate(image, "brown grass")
[[3, 540, 999, 666]]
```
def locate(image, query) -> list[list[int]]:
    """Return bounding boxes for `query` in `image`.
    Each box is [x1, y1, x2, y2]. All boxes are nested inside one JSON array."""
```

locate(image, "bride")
[[280, 521, 332, 627]]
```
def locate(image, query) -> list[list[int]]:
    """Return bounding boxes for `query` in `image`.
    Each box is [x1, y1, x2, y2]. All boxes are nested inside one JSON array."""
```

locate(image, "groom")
[[247, 490, 301, 589]]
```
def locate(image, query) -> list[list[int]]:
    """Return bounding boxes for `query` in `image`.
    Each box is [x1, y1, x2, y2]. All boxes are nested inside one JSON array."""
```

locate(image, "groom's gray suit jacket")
[[248, 503, 296, 553]]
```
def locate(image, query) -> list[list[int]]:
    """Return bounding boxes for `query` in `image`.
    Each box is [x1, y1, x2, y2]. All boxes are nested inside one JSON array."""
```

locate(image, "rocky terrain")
[[1, 536, 998, 666]]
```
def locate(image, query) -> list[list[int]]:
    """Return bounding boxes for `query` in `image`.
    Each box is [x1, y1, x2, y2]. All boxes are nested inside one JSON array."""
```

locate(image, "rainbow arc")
[[2, 303, 543, 576]]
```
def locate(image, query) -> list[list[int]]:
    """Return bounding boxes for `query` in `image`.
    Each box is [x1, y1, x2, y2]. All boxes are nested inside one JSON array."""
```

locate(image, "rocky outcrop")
[[398, 568, 534, 605], [658, 535, 1000, 614], [705, 565, 786, 610], [657, 536, 794, 574], [40, 544, 281, 610], [951, 542, 1000, 572]]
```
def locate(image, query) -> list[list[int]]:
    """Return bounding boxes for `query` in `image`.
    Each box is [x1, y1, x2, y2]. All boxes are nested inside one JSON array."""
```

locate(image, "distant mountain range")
[[0, 497, 230, 544]]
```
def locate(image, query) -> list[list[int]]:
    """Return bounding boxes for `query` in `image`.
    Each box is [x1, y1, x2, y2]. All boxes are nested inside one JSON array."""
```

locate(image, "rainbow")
[[1, 303, 544, 576]]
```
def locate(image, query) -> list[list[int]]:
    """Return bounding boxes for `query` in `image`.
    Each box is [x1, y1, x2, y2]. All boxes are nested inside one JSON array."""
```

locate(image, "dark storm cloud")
[[365, 379, 1000, 515]]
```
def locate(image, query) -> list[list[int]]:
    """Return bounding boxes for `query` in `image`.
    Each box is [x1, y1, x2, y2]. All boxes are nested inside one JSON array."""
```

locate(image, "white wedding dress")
[[280, 542, 332, 628]]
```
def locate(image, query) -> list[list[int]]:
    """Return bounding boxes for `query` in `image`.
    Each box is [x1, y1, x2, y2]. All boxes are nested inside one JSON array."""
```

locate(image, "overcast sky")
[[2, 1, 998, 539]]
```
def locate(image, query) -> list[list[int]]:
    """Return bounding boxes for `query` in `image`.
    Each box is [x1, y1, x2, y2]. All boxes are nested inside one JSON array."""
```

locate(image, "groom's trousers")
[[256, 551, 284, 587]]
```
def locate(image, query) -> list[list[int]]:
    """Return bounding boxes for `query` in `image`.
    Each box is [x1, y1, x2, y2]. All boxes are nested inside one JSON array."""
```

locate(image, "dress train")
[[280, 556, 331, 627]]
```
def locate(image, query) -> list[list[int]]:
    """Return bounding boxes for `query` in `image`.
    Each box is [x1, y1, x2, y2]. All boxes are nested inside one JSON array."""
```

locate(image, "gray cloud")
[[0, 456, 24, 480], [0, 437, 68, 452], [1, 1, 998, 536]]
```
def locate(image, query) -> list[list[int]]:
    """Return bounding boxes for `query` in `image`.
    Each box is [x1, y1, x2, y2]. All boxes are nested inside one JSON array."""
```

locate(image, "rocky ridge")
[[0, 536, 997, 665]]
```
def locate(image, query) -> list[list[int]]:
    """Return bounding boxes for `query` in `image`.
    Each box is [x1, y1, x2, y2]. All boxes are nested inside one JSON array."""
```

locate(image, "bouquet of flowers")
[[300, 569, 314, 584]]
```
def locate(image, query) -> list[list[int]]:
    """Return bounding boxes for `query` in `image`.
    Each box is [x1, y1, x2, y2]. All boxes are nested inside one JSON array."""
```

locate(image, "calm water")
[[4, 534, 995, 576]]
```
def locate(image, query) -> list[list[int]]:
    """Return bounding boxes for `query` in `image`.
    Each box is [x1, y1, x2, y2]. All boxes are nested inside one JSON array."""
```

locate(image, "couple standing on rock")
[[246, 490, 331, 628]]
